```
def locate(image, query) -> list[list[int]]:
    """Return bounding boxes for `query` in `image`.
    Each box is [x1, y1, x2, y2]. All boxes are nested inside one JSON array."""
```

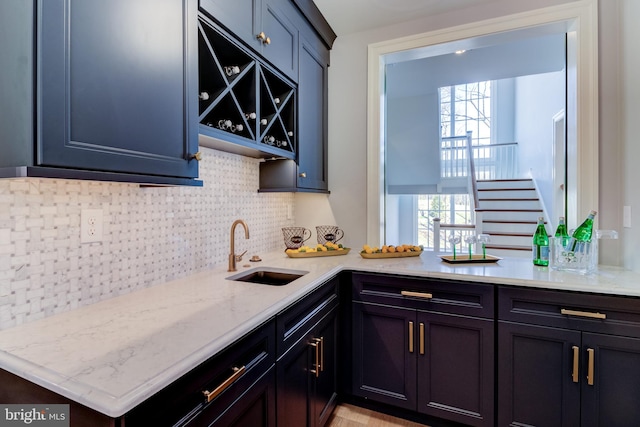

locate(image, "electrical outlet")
[[624, 205, 632, 228], [81, 209, 103, 243]]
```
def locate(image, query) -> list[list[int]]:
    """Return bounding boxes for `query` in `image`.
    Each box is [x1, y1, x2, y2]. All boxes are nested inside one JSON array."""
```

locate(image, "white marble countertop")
[[0, 250, 639, 418]]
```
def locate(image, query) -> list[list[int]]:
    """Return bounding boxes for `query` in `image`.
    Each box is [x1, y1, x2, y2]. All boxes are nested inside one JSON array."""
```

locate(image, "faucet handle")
[[235, 250, 248, 262]]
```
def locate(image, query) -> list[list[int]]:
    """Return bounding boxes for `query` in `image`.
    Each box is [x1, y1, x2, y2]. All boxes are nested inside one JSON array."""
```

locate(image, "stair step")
[[476, 179, 534, 190], [486, 232, 533, 237], [481, 220, 539, 234], [477, 190, 538, 201], [478, 199, 541, 210], [478, 210, 543, 222], [483, 233, 533, 247], [484, 245, 532, 259]]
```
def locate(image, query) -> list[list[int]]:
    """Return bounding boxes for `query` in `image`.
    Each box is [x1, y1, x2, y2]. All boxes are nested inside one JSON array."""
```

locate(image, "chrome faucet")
[[228, 219, 249, 272]]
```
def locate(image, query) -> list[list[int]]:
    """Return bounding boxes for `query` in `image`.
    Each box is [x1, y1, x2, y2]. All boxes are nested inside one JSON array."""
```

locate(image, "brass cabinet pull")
[[202, 365, 246, 403], [408, 321, 414, 353], [310, 338, 321, 377], [191, 151, 203, 161], [587, 348, 595, 386], [401, 291, 433, 300], [561, 308, 606, 320], [419, 323, 425, 355], [320, 337, 325, 372], [299, 172, 307, 178], [571, 346, 579, 383], [256, 32, 271, 45]]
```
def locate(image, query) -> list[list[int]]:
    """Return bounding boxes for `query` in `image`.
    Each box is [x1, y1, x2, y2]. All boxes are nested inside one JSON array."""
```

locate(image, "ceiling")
[[312, 0, 497, 36]]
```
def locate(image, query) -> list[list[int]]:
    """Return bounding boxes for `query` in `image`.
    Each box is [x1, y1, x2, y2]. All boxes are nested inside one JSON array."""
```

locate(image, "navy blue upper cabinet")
[[0, 0, 201, 185], [200, 0, 298, 81], [296, 31, 329, 191], [38, 0, 199, 180]]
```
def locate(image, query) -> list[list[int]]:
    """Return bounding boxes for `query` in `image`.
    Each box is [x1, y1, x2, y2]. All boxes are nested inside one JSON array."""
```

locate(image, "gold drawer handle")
[[202, 366, 246, 403], [419, 322, 425, 355], [401, 291, 433, 300], [310, 338, 322, 377], [408, 321, 414, 353], [571, 345, 579, 383], [587, 348, 595, 386], [561, 308, 606, 320]]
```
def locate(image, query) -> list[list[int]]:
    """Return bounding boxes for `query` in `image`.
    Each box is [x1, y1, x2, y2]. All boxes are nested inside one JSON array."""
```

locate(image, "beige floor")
[[327, 404, 429, 427]]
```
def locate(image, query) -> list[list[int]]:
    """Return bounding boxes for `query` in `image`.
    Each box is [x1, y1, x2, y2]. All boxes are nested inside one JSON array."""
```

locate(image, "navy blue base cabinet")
[[498, 286, 640, 427], [276, 278, 339, 427], [350, 273, 495, 427]]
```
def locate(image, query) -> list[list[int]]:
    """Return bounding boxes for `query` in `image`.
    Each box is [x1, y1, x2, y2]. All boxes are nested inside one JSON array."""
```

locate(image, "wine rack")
[[198, 13, 296, 158]]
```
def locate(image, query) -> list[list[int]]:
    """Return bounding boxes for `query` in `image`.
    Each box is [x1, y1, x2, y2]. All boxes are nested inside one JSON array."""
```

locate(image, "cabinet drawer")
[[276, 278, 339, 356], [125, 319, 276, 426], [352, 273, 494, 319], [499, 286, 640, 338]]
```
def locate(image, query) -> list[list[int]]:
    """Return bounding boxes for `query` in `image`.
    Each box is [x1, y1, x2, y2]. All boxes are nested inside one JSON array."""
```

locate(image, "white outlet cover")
[[624, 205, 632, 228], [81, 208, 104, 243]]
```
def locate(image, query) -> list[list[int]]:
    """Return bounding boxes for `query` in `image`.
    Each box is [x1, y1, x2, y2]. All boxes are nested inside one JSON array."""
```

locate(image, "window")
[[440, 81, 492, 179], [417, 194, 473, 251], [370, 4, 597, 251], [440, 81, 492, 146]]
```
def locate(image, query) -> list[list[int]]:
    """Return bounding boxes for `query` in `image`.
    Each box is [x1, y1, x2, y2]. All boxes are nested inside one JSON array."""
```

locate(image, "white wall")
[[621, 0, 640, 270], [515, 71, 566, 219], [299, 0, 626, 266]]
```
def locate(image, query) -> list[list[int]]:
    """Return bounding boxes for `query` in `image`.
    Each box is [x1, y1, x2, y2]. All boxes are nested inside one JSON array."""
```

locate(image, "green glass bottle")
[[554, 216, 569, 247], [567, 210, 597, 252], [533, 217, 549, 266]]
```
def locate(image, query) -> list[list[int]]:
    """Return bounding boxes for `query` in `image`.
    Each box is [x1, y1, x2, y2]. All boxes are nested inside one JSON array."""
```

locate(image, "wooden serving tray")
[[360, 250, 422, 259], [286, 248, 351, 258], [439, 254, 501, 264]]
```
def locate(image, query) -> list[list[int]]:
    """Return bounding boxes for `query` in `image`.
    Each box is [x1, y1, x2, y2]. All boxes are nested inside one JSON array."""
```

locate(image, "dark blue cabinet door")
[[260, 0, 298, 80], [297, 33, 328, 191], [581, 333, 640, 427], [351, 302, 417, 410], [37, 0, 199, 178], [311, 307, 339, 427], [498, 321, 581, 427], [417, 311, 494, 427], [199, 0, 258, 50], [277, 329, 313, 427]]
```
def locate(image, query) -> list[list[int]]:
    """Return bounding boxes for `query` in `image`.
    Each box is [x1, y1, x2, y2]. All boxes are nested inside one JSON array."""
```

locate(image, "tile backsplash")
[[0, 147, 294, 330]]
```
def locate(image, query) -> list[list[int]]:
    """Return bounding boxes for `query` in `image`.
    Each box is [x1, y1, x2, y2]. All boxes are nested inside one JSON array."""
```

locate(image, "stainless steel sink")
[[226, 268, 308, 286]]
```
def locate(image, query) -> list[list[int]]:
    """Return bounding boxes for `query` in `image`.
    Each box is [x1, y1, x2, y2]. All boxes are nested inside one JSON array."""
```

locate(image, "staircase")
[[475, 178, 545, 258]]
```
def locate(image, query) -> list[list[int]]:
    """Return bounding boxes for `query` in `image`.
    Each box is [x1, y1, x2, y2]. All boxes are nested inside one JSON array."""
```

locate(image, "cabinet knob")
[[191, 152, 203, 161], [256, 32, 271, 45], [299, 172, 307, 178]]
